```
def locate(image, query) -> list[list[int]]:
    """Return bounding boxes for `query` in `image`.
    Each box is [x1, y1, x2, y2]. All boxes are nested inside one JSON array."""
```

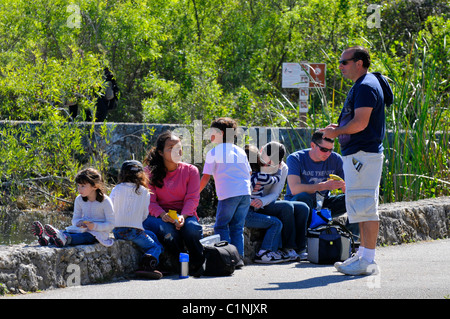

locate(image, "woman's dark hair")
[[75, 168, 105, 202], [143, 131, 179, 188], [118, 160, 150, 194]]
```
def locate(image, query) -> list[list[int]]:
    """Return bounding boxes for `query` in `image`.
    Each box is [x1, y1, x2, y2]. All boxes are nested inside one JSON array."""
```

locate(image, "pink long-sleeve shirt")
[[146, 162, 200, 220]]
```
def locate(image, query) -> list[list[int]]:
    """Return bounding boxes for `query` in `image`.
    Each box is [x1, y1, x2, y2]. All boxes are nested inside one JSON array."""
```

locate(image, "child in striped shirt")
[[246, 145, 282, 208]]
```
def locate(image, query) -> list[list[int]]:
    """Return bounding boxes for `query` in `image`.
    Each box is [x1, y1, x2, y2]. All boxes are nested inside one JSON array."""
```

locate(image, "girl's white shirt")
[[110, 183, 151, 230], [72, 194, 115, 246]]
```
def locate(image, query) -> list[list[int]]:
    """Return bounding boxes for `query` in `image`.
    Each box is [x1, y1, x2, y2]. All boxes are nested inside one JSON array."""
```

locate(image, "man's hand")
[[323, 179, 345, 192], [320, 124, 339, 140], [315, 179, 346, 193]]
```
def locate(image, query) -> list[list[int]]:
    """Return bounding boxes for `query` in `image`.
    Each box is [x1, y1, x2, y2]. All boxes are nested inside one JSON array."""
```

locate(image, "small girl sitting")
[[31, 168, 115, 248], [110, 160, 164, 279]]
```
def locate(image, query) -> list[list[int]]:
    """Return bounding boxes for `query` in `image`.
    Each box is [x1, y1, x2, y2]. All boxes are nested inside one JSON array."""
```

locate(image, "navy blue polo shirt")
[[338, 73, 386, 156]]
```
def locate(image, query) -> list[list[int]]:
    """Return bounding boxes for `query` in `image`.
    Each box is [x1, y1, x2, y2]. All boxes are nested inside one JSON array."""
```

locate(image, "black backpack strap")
[[316, 210, 358, 254], [315, 210, 331, 224], [330, 220, 357, 254], [214, 241, 229, 248]]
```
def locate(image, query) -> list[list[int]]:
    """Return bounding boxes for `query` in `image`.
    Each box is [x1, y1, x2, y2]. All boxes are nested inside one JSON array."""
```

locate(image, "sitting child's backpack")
[[201, 241, 240, 276]]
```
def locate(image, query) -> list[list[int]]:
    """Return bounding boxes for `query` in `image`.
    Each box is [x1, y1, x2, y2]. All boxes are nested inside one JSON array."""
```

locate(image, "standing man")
[[321, 46, 392, 275]]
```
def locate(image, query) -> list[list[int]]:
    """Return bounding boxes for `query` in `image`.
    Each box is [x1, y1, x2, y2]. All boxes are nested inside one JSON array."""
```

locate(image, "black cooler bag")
[[202, 241, 240, 276]]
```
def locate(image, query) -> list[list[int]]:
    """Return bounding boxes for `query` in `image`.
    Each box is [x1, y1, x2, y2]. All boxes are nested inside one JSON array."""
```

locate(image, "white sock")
[[357, 246, 364, 257], [362, 248, 375, 263]]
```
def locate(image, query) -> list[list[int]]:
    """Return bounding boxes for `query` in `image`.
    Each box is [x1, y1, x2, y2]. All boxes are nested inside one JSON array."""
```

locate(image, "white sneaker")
[[334, 253, 359, 270], [254, 250, 284, 264], [336, 256, 379, 276], [279, 249, 300, 261]]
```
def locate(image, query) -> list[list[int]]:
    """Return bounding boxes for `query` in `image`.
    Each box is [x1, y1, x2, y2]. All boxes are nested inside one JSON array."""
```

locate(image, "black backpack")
[[201, 241, 240, 276], [372, 72, 394, 107]]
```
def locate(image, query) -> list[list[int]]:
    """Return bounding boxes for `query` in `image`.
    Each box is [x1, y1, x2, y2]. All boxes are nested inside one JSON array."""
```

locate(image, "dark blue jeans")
[[143, 216, 204, 269], [113, 227, 163, 263], [256, 200, 309, 251], [245, 208, 283, 252], [64, 231, 97, 246]]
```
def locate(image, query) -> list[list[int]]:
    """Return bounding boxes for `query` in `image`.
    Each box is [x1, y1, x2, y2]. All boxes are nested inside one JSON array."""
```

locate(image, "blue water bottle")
[[179, 253, 189, 279]]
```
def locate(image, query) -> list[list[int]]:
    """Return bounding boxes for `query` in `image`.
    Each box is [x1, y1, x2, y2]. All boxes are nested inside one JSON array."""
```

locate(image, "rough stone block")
[[1, 197, 449, 293]]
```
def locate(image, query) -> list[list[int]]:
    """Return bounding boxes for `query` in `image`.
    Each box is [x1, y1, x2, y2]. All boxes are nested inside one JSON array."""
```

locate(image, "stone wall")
[[0, 121, 311, 219], [0, 239, 140, 293], [378, 196, 450, 245], [0, 121, 312, 173], [1, 196, 449, 294]]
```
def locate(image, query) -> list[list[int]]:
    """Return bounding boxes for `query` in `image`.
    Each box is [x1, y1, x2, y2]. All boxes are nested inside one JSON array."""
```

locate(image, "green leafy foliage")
[[0, 0, 449, 208]]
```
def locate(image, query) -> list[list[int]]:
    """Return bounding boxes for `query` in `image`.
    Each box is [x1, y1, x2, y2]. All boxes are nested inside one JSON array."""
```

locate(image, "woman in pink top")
[[142, 131, 204, 275]]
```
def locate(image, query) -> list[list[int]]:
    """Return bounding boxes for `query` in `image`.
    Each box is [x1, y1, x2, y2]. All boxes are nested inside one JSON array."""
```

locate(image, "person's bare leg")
[[360, 221, 379, 249], [358, 222, 365, 247]]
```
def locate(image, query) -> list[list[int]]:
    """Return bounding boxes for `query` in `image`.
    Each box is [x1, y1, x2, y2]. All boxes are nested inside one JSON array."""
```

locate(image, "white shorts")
[[343, 151, 384, 223]]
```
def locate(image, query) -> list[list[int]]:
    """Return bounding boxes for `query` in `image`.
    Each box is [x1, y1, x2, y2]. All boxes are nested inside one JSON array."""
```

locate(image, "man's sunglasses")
[[313, 141, 333, 153], [339, 57, 357, 65]]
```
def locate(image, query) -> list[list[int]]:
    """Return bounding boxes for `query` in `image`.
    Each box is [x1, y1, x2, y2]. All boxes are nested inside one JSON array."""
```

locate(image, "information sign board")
[[282, 63, 307, 88]]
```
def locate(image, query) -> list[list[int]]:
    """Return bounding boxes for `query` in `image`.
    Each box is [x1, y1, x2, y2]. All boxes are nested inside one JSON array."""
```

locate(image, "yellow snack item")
[[328, 174, 344, 195], [328, 174, 344, 181], [168, 210, 178, 221]]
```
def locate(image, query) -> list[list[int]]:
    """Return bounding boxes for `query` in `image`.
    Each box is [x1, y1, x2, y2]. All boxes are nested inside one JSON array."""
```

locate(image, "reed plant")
[[380, 40, 450, 202]]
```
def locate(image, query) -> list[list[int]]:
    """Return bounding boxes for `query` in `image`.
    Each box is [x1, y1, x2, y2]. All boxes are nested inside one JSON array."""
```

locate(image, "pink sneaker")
[[44, 224, 67, 247], [31, 221, 49, 246]]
